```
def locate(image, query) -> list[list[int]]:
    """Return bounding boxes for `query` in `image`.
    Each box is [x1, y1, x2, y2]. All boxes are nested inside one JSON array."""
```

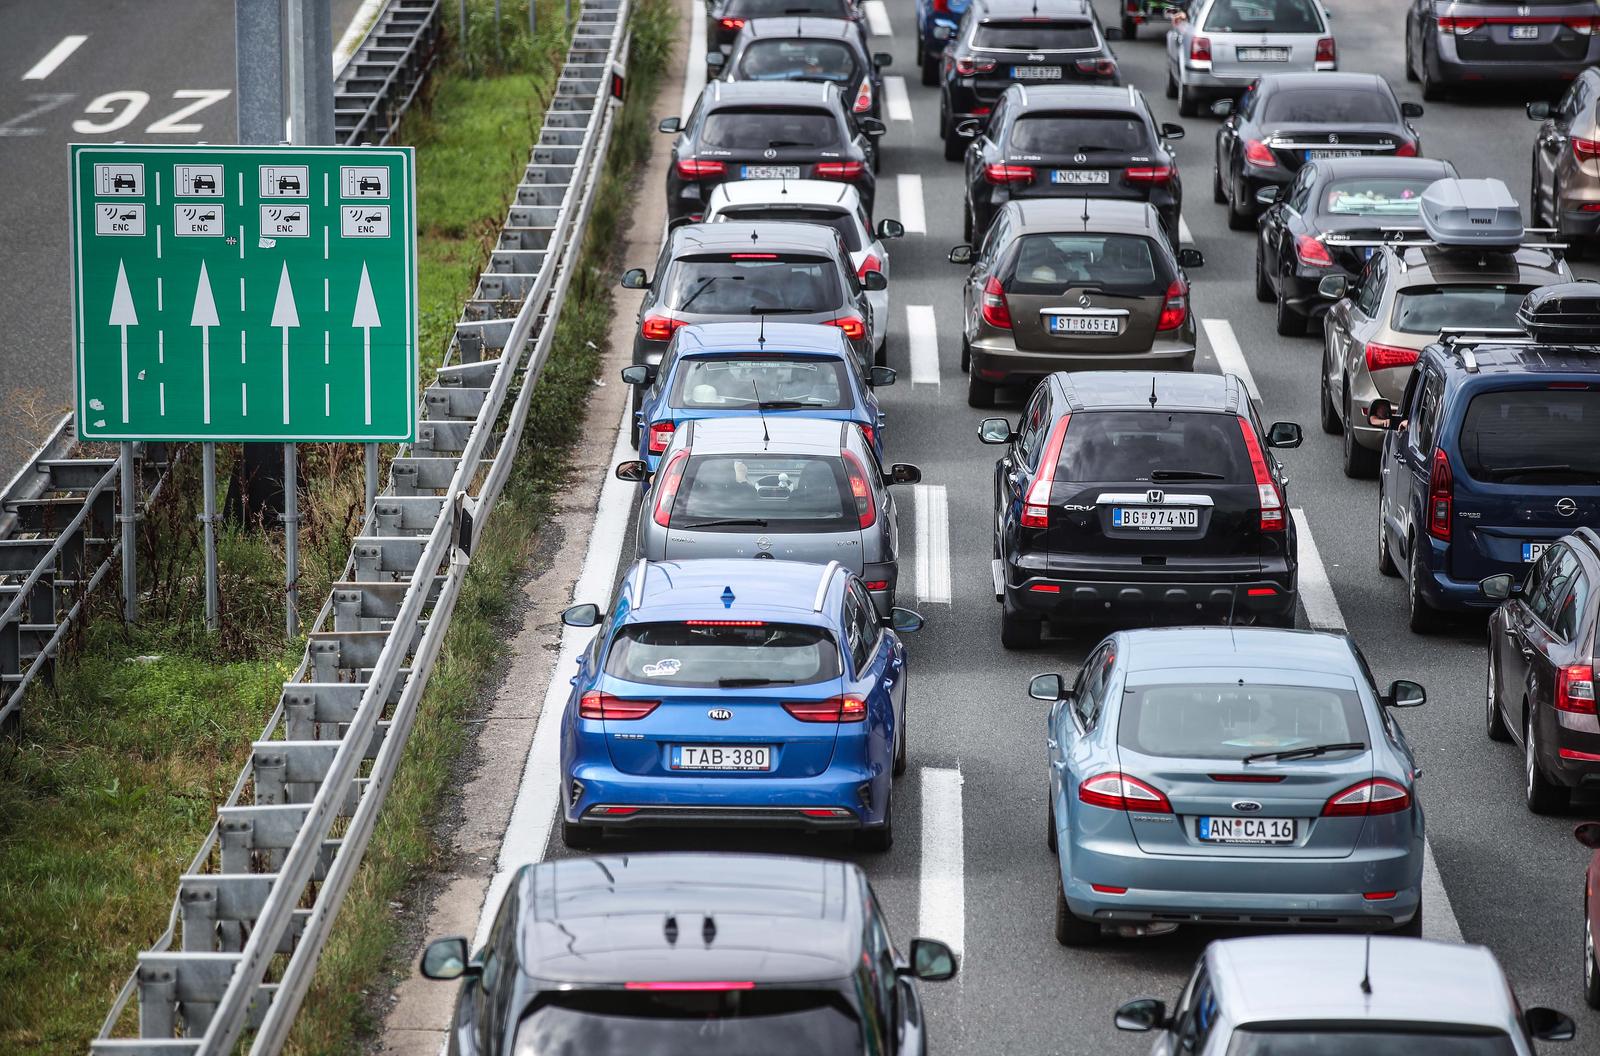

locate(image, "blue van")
[[1372, 283, 1600, 631], [914, 0, 970, 86]]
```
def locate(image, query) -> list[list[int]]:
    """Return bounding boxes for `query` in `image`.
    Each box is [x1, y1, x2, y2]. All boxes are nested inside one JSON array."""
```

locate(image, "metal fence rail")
[[333, 0, 444, 146], [90, 1, 630, 1050]]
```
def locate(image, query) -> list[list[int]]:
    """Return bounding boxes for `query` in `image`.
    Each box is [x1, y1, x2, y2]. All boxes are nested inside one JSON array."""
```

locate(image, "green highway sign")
[[70, 144, 417, 442]]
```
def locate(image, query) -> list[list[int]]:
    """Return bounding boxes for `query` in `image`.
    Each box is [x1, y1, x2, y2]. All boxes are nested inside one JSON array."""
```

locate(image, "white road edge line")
[[919, 767, 965, 955], [905, 304, 940, 387], [884, 75, 912, 123], [913, 484, 952, 604], [681, 0, 708, 120], [22, 35, 87, 80], [863, 0, 893, 36], [1178, 214, 1193, 246], [896, 173, 926, 234], [1200, 317, 1259, 402]]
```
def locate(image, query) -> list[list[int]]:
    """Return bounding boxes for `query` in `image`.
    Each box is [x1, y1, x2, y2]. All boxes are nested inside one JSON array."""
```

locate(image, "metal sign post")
[[202, 443, 220, 629], [119, 443, 137, 621], [284, 443, 300, 637]]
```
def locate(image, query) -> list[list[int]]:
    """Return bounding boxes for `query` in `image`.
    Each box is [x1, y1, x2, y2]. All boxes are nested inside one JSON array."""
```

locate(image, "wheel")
[[921, 39, 940, 86], [967, 373, 996, 408], [1584, 916, 1600, 1009], [1054, 875, 1101, 946], [1486, 645, 1511, 742], [1392, 900, 1423, 937], [874, 335, 887, 367], [858, 792, 894, 851], [1046, 790, 1058, 852], [1274, 285, 1306, 336], [1256, 607, 1296, 628], [963, 201, 974, 243], [959, 335, 971, 373], [1000, 597, 1042, 649], [1419, 38, 1444, 102], [1406, 541, 1441, 633], [1404, 24, 1419, 81], [1254, 242, 1274, 303], [1121, 14, 1137, 39], [1341, 392, 1379, 478], [892, 699, 908, 776], [942, 105, 965, 161], [629, 386, 644, 447], [1213, 161, 1227, 204], [1165, 64, 1178, 100], [1526, 711, 1571, 814], [1319, 362, 1341, 435], [562, 819, 604, 851], [1227, 176, 1253, 231], [1177, 78, 1200, 117]]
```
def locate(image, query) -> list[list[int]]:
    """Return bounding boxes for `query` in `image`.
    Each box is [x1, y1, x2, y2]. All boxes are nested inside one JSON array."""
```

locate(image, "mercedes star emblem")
[[1078, 292, 1092, 307], [763, 147, 777, 159], [1558, 497, 1579, 517], [1073, 152, 1087, 164], [1328, 133, 1339, 144]]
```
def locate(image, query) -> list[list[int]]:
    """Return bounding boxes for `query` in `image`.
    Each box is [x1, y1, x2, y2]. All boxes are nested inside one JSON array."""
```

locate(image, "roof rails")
[[1324, 178, 1566, 257], [630, 558, 649, 610], [812, 560, 841, 611]]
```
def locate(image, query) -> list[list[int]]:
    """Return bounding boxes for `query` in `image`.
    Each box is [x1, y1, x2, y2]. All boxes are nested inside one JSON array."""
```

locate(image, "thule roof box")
[[1418, 178, 1523, 249], [1517, 282, 1600, 344]]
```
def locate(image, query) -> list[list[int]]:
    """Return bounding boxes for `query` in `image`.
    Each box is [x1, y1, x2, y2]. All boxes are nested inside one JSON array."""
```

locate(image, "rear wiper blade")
[[1071, 145, 1118, 153], [1149, 469, 1225, 481], [757, 400, 807, 409], [750, 306, 810, 314], [1481, 463, 1571, 481], [718, 677, 799, 687], [766, 139, 809, 148], [1242, 741, 1365, 765], [677, 518, 768, 528], [678, 276, 717, 313]]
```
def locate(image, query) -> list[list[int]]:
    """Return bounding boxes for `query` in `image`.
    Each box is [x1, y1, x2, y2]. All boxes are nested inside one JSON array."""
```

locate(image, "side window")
[[1530, 547, 1578, 629], [1017, 387, 1051, 468], [862, 884, 900, 1032], [987, 98, 1007, 134], [1169, 965, 1216, 1052], [1413, 370, 1444, 453], [1554, 567, 1589, 641], [1287, 168, 1314, 214], [1072, 643, 1114, 729], [1356, 254, 1386, 316], [1238, 83, 1258, 120], [981, 212, 1010, 264], [1558, 79, 1583, 120], [844, 581, 877, 673]]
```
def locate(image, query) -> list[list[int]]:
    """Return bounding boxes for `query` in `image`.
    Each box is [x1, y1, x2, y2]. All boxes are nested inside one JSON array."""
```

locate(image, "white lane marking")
[[863, 0, 893, 36], [884, 75, 912, 123], [896, 173, 926, 235], [905, 304, 940, 387], [913, 484, 952, 604], [333, 0, 387, 74], [22, 35, 87, 80], [919, 767, 965, 955], [682, 0, 708, 120], [1178, 214, 1193, 246], [1422, 843, 1464, 943], [1201, 317, 1259, 402]]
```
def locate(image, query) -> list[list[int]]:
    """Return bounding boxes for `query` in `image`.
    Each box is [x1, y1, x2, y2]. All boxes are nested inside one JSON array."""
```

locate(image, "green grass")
[[0, 0, 676, 1050]]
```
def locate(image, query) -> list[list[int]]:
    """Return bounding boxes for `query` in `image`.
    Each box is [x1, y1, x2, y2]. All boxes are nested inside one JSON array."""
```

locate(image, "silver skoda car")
[[618, 416, 920, 613]]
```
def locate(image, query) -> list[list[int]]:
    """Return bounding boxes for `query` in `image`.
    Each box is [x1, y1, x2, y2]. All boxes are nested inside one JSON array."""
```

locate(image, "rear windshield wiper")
[[766, 139, 812, 148], [676, 518, 769, 528], [1149, 469, 1226, 481], [718, 677, 799, 687], [750, 306, 812, 314], [678, 276, 717, 312], [1071, 145, 1120, 153], [1241, 741, 1366, 765], [1480, 463, 1574, 481]]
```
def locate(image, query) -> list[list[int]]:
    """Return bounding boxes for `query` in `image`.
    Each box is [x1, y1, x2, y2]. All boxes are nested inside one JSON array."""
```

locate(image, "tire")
[[967, 373, 996, 408], [963, 201, 974, 243], [1486, 645, 1511, 742], [1404, 25, 1419, 81], [858, 792, 894, 851], [1319, 362, 1342, 435], [1341, 392, 1379, 478], [959, 335, 971, 373], [1000, 598, 1043, 649], [1054, 875, 1101, 946], [893, 699, 908, 777], [1419, 38, 1445, 102], [942, 106, 965, 161], [1254, 242, 1274, 303], [562, 819, 604, 851], [1584, 916, 1600, 1009], [1526, 711, 1571, 814], [1274, 285, 1306, 336], [1177, 78, 1201, 117], [1046, 790, 1058, 852], [874, 335, 887, 367], [1213, 162, 1227, 204], [1227, 175, 1253, 231], [1392, 900, 1423, 937], [921, 39, 940, 87], [1121, 15, 1137, 39], [1406, 541, 1441, 634], [1165, 64, 1179, 100], [1377, 510, 1399, 577]]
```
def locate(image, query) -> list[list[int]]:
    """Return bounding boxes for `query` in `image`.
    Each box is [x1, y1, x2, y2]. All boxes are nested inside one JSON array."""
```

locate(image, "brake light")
[[1565, 15, 1600, 33], [863, 579, 888, 590], [729, 252, 777, 259], [1437, 15, 1483, 33], [1243, 139, 1277, 168], [1574, 137, 1600, 163], [1314, 36, 1336, 64], [1156, 278, 1188, 332], [675, 158, 726, 179], [1427, 447, 1452, 541], [1237, 416, 1284, 532], [1558, 665, 1597, 714], [981, 275, 1012, 329], [825, 315, 867, 340], [1189, 36, 1212, 67], [1091, 884, 1128, 894], [955, 57, 997, 75], [647, 420, 676, 455], [860, 424, 876, 450], [984, 163, 1036, 185], [1126, 165, 1172, 184], [1364, 342, 1419, 372], [640, 314, 686, 341], [852, 77, 873, 113], [856, 253, 883, 280], [579, 692, 660, 720], [1075, 58, 1117, 77], [1020, 414, 1070, 528], [717, 16, 746, 29], [652, 450, 687, 527], [1393, 141, 1418, 158], [1322, 778, 1411, 817], [783, 695, 867, 722], [814, 160, 864, 180], [684, 619, 766, 626], [1079, 772, 1172, 813], [628, 980, 754, 990], [1295, 235, 1333, 267], [841, 449, 877, 529], [933, 0, 950, 11]]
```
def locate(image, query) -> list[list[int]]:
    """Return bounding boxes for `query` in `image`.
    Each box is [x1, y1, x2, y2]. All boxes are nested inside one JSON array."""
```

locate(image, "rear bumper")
[[1555, 206, 1600, 241], [1181, 65, 1322, 93], [970, 336, 1196, 382], [564, 759, 887, 828], [1002, 560, 1297, 623], [1432, 38, 1595, 83], [1278, 269, 1339, 317], [1416, 537, 1507, 612], [1540, 707, 1600, 788]]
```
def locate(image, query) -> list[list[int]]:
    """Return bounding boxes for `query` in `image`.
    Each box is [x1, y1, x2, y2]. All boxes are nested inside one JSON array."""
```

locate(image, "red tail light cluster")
[[1440, 15, 1597, 33], [984, 163, 1036, 185], [579, 692, 660, 720], [1126, 165, 1172, 184], [1295, 235, 1332, 267], [675, 158, 726, 179], [718, 16, 745, 29], [1322, 778, 1411, 817], [814, 160, 864, 180], [1156, 278, 1188, 332], [1393, 141, 1418, 158], [981, 275, 1012, 329], [852, 78, 873, 113], [647, 420, 676, 455], [1557, 665, 1597, 714], [784, 695, 867, 722], [1189, 36, 1212, 67], [932, 0, 950, 11], [1020, 415, 1071, 528], [652, 450, 688, 527], [1427, 448, 1452, 540], [1236, 416, 1285, 532], [955, 57, 997, 76], [640, 314, 687, 341], [1364, 342, 1419, 372], [826, 315, 867, 340], [1075, 58, 1117, 78], [841, 449, 877, 529], [1079, 772, 1173, 813], [1243, 139, 1277, 168], [1574, 137, 1600, 163], [856, 253, 884, 280], [1314, 36, 1336, 64], [629, 980, 754, 991]]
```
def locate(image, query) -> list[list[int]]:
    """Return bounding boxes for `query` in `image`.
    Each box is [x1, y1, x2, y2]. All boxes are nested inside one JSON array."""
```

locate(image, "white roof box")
[[1419, 178, 1524, 250]]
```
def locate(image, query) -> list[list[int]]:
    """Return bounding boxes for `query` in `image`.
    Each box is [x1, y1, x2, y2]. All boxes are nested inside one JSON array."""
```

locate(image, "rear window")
[[1008, 113, 1149, 154], [1459, 389, 1600, 485], [1225, 1029, 1516, 1056], [663, 256, 843, 313], [725, 0, 852, 16], [1390, 285, 1533, 335], [1202, 0, 1325, 33], [1119, 683, 1368, 761], [1055, 411, 1250, 483], [716, 205, 864, 251], [1008, 234, 1171, 295], [672, 355, 851, 409], [1320, 177, 1433, 217], [738, 39, 859, 84], [701, 107, 840, 149], [972, 20, 1099, 51], [672, 453, 857, 531], [604, 622, 840, 687], [1263, 89, 1396, 125]]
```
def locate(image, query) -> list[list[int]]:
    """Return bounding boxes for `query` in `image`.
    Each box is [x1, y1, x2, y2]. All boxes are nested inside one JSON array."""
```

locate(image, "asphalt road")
[[0, 0, 364, 478], [533, 0, 1600, 1051]]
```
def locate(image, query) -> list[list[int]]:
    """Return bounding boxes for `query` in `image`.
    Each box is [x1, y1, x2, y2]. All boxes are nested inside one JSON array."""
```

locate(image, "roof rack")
[[1430, 283, 1600, 356], [1325, 178, 1566, 256]]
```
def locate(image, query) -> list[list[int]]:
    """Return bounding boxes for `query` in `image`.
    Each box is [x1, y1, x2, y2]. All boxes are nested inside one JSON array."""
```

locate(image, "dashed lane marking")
[[884, 75, 912, 122], [905, 304, 940, 386], [896, 173, 926, 234], [1201, 317, 1259, 402], [863, 0, 893, 36], [920, 767, 966, 955], [913, 484, 951, 604], [22, 35, 87, 80]]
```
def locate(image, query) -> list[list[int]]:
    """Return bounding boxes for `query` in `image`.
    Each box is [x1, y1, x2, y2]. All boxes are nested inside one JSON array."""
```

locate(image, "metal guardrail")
[[90, 1, 630, 1050], [333, 0, 444, 146]]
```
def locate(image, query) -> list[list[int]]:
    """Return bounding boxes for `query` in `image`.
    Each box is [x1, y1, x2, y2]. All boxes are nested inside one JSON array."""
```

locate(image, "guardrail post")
[[135, 962, 177, 1039], [118, 442, 137, 623], [365, 443, 379, 512]]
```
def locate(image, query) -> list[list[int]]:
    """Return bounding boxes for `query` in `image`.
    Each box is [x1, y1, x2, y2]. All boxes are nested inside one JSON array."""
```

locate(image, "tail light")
[[863, 579, 888, 590], [1314, 36, 1336, 65], [1020, 414, 1070, 528], [1557, 665, 1597, 714], [579, 692, 660, 720], [1437, 15, 1483, 33], [628, 980, 754, 991], [841, 449, 877, 528], [983, 163, 1035, 184], [652, 450, 687, 527], [1236, 416, 1284, 532], [955, 57, 997, 75], [647, 420, 676, 455], [856, 253, 883, 280], [852, 78, 873, 113], [1075, 58, 1117, 77], [1564, 16, 1600, 33], [1156, 278, 1188, 331], [860, 424, 876, 450], [1079, 772, 1172, 813], [1126, 165, 1172, 184], [980, 275, 1012, 329], [1427, 447, 1452, 541], [815, 160, 864, 180], [1189, 36, 1212, 68], [825, 315, 867, 340], [640, 314, 686, 341], [1394, 141, 1418, 158], [1365, 342, 1419, 372], [675, 158, 726, 179], [1294, 235, 1333, 267], [933, 0, 950, 12], [1243, 139, 1277, 168], [1323, 778, 1411, 817], [1574, 137, 1600, 163], [718, 16, 746, 29], [784, 695, 867, 722]]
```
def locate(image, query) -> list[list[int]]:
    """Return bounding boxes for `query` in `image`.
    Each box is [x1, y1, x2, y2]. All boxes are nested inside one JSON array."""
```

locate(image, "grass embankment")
[[0, 0, 675, 1051]]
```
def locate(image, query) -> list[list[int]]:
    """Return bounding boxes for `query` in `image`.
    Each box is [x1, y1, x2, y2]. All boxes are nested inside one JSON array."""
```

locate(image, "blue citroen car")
[[623, 322, 894, 471], [558, 558, 923, 851], [1029, 627, 1427, 945]]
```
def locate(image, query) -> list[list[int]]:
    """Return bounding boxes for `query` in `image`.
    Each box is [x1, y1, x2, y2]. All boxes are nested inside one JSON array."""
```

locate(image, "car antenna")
[[752, 379, 771, 448], [1359, 934, 1373, 996], [757, 309, 767, 346], [663, 914, 679, 946], [1081, 196, 1090, 227], [703, 915, 718, 947], [1149, 376, 1158, 408]]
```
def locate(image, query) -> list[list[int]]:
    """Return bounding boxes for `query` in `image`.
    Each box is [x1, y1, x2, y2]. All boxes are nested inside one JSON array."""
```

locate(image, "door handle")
[[1519, 646, 1536, 660], [1046, 737, 1058, 750]]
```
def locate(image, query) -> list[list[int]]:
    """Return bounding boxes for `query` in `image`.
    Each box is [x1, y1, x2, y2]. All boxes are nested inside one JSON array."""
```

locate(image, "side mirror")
[[705, 51, 725, 69], [1210, 98, 1235, 117], [906, 938, 957, 980], [1479, 573, 1515, 601], [889, 462, 921, 485], [1104, 25, 1124, 40], [889, 607, 925, 633], [978, 417, 1015, 444], [955, 118, 982, 138], [561, 603, 602, 627], [420, 937, 475, 981], [658, 116, 682, 133], [1367, 398, 1397, 429], [1528, 101, 1553, 121], [859, 117, 887, 137], [1385, 678, 1426, 708], [861, 270, 889, 292], [876, 218, 905, 239], [1160, 122, 1185, 140], [868, 365, 897, 387], [1400, 101, 1424, 119], [1255, 185, 1281, 206], [1114, 998, 1169, 1033], [873, 51, 894, 67], [948, 244, 974, 265], [620, 267, 650, 289], [1178, 247, 1205, 269], [1317, 274, 1348, 301], [615, 460, 649, 482], [1575, 822, 1600, 850], [620, 364, 655, 386], [1028, 672, 1065, 702], [1524, 1007, 1576, 1043], [1266, 421, 1302, 449]]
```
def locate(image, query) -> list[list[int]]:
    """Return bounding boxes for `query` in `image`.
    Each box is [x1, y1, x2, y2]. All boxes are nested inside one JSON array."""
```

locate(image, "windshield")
[[1055, 411, 1251, 482], [725, 0, 852, 15], [672, 453, 858, 531], [1321, 177, 1433, 217], [604, 622, 840, 687], [1264, 89, 1396, 125], [673, 355, 851, 409], [1459, 389, 1600, 485], [1390, 285, 1533, 335], [1225, 1028, 1517, 1055], [1120, 683, 1368, 761], [1202, 0, 1325, 33], [701, 107, 840, 149], [1010, 113, 1149, 154], [716, 206, 864, 251], [1009, 234, 1171, 295], [663, 256, 843, 314], [973, 20, 1099, 50], [738, 39, 858, 83]]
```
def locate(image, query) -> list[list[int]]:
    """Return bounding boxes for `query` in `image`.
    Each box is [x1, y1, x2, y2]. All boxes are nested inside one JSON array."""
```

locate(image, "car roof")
[[685, 414, 848, 453], [1004, 83, 1141, 112], [670, 220, 845, 254], [709, 178, 862, 210], [1429, 340, 1600, 378], [673, 320, 854, 356], [1257, 71, 1387, 94], [741, 15, 863, 40], [1208, 936, 1516, 1030], [1119, 627, 1358, 676], [1309, 156, 1454, 182], [1009, 197, 1162, 235], [703, 79, 840, 107], [513, 853, 863, 984], [626, 558, 848, 618], [1390, 246, 1566, 286], [1055, 370, 1244, 414], [976, 0, 1094, 18]]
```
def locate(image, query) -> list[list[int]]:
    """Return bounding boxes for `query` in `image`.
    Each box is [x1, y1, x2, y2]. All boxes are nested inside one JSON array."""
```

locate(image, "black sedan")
[[661, 81, 884, 225], [1254, 155, 1456, 336], [711, 17, 892, 123], [1213, 73, 1425, 231], [707, 0, 867, 55]]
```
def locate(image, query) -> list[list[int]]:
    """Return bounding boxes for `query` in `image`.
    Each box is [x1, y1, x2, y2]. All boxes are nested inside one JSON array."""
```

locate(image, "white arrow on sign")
[[352, 262, 381, 425], [109, 260, 138, 424], [271, 261, 300, 425], [191, 260, 219, 424]]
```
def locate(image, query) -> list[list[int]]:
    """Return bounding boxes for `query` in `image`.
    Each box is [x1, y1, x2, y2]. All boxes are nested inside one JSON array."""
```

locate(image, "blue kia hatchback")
[[558, 558, 924, 851], [623, 321, 894, 471], [1370, 284, 1600, 631]]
